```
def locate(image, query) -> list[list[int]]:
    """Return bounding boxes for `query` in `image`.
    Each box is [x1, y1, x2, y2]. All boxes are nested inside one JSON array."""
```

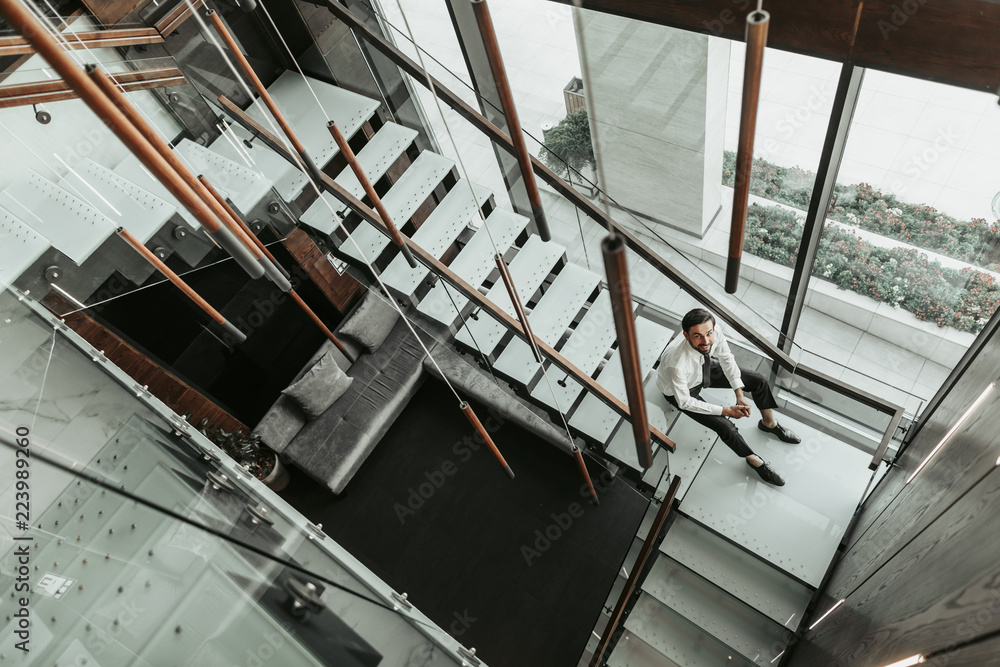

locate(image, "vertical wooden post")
[[470, 0, 550, 241], [206, 10, 325, 184], [602, 234, 652, 469], [117, 228, 245, 343], [494, 255, 543, 363], [574, 446, 600, 506], [727, 10, 769, 294], [461, 401, 515, 479], [590, 476, 681, 666]]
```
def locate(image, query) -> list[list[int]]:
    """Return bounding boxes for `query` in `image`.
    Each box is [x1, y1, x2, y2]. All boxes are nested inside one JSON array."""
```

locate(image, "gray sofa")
[[255, 290, 577, 495], [255, 291, 427, 494]]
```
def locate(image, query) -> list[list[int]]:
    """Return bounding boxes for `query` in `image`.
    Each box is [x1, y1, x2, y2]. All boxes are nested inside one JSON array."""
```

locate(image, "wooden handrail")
[[155, 0, 205, 38], [0, 28, 162, 56], [219, 95, 677, 454], [0, 67, 186, 109], [590, 475, 681, 667], [727, 10, 769, 294], [321, 0, 903, 419], [207, 9, 321, 184], [81, 64, 264, 280]]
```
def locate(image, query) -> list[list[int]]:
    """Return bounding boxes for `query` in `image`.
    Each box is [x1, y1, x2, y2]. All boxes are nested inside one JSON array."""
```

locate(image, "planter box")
[[564, 77, 586, 114]]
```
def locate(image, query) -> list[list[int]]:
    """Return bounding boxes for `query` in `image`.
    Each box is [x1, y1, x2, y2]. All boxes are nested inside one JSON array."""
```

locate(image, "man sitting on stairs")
[[656, 308, 799, 486]]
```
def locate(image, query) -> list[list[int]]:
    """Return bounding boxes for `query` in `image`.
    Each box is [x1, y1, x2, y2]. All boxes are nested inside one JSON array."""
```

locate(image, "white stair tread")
[[300, 122, 419, 232], [0, 205, 50, 289], [339, 151, 455, 263], [454, 235, 566, 354], [625, 593, 757, 667], [174, 139, 273, 215], [114, 154, 202, 231], [605, 400, 670, 471], [492, 263, 601, 385], [661, 514, 812, 627], [644, 371, 717, 500], [681, 407, 874, 586], [329, 121, 418, 213], [60, 158, 175, 244], [416, 207, 527, 324], [210, 123, 301, 202], [0, 169, 113, 265], [530, 291, 616, 411], [381, 181, 492, 297], [252, 71, 379, 200], [608, 630, 683, 667], [643, 558, 791, 666], [569, 317, 674, 444]]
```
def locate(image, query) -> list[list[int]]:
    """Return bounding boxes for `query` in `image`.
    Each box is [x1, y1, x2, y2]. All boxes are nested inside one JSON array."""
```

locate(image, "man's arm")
[[715, 326, 745, 392], [670, 367, 724, 415]]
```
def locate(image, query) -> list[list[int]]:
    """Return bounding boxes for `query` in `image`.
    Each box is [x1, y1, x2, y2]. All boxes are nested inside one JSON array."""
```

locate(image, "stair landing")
[[679, 396, 873, 587]]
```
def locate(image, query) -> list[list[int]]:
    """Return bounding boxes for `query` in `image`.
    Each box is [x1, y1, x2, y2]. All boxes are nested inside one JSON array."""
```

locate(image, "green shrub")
[[744, 203, 999, 333], [723, 150, 1000, 268]]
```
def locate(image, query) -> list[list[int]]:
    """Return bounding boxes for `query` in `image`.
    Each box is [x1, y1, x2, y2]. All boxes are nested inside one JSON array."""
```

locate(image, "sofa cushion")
[[282, 352, 353, 420], [254, 395, 307, 454], [338, 290, 400, 354]]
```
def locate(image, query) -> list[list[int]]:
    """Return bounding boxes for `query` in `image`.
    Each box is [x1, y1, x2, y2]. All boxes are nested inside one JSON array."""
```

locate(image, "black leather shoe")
[[758, 420, 801, 444], [747, 460, 785, 486]]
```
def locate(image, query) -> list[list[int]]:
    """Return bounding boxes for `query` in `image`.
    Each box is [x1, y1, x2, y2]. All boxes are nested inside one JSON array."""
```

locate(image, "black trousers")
[[665, 361, 777, 458]]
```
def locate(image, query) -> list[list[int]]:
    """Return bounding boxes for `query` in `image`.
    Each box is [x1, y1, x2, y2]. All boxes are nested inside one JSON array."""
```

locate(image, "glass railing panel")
[[0, 285, 486, 666], [807, 70, 1000, 418]]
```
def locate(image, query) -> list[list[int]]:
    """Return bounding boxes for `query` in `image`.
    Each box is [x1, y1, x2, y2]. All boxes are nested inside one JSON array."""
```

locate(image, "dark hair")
[[682, 308, 715, 334]]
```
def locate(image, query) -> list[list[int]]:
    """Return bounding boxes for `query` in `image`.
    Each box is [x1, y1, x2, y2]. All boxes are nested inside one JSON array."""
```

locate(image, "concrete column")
[[576, 12, 729, 238]]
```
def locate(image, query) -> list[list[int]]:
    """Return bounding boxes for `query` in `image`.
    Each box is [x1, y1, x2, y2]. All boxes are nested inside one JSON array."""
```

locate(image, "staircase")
[[204, 72, 882, 667], [0, 66, 882, 667]]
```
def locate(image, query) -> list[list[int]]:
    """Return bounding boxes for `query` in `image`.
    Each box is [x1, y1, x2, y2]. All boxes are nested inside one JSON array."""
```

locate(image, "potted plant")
[[202, 421, 291, 491], [540, 109, 597, 197]]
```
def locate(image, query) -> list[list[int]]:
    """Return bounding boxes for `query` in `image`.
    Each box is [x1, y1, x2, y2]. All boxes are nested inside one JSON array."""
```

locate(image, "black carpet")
[[279, 379, 649, 667]]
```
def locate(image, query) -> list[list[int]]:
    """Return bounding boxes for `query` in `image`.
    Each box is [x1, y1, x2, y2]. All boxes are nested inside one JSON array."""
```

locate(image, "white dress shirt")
[[655, 320, 743, 415]]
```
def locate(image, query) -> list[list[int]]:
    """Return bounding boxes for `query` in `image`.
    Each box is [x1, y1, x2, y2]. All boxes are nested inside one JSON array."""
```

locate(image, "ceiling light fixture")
[[881, 654, 925, 667], [907, 382, 996, 484], [808, 598, 845, 630]]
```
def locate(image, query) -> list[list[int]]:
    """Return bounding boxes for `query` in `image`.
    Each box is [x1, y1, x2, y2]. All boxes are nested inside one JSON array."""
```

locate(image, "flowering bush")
[[723, 151, 1000, 268], [744, 203, 1000, 333]]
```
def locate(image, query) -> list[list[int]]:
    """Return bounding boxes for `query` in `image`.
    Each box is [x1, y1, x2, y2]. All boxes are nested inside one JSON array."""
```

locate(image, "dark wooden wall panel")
[[555, 0, 1000, 91], [826, 398, 997, 599], [923, 634, 1000, 667], [44, 293, 248, 434]]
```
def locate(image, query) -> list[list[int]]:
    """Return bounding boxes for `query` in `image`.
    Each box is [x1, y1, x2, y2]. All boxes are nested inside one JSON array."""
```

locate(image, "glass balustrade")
[[0, 285, 489, 666]]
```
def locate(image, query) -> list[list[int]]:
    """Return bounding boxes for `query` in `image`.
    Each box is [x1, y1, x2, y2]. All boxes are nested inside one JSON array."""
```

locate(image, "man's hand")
[[722, 405, 751, 419], [735, 394, 752, 417]]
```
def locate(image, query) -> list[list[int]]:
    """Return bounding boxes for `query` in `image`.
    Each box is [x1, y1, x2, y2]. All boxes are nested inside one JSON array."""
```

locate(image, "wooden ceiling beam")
[[0, 66, 186, 108], [554, 0, 1000, 92], [0, 26, 162, 56]]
